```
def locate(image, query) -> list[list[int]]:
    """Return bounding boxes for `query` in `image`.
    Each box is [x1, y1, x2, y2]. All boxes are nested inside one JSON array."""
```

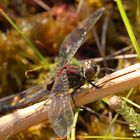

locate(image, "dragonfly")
[[0, 7, 105, 137], [0, 60, 101, 113]]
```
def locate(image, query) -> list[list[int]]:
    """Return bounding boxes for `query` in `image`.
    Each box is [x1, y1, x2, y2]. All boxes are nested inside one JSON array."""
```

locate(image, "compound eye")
[[84, 64, 96, 80]]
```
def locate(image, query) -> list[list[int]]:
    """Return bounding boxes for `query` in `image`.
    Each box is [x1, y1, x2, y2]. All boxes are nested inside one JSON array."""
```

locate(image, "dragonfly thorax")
[[81, 60, 100, 80]]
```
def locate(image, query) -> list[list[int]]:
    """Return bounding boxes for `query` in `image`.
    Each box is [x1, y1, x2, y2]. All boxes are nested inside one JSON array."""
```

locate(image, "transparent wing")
[[59, 7, 105, 66], [48, 94, 74, 137], [48, 71, 74, 137], [18, 84, 49, 106], [0, 84, 49, 114]]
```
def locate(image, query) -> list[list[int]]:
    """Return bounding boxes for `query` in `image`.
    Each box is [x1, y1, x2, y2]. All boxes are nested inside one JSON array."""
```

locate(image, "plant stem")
[[116, 0, 140, 59]]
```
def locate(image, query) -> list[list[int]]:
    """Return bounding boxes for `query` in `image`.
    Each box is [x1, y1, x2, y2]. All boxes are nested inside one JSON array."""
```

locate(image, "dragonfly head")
[[81, 60, 100, 80]]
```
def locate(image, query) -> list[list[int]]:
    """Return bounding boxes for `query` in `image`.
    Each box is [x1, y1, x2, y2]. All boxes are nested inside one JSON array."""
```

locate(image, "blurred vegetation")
[[0, 0, 140, 139]]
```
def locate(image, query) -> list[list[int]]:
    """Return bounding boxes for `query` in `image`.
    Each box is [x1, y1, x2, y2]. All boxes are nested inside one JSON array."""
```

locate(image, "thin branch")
[[33, 0, 51, 11], [0, 63, 140, 139]]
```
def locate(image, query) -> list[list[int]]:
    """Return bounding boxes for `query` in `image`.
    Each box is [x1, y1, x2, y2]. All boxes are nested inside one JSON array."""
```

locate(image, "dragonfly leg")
[[71, 83, 84, 109], [86, 79, 103, 89]]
